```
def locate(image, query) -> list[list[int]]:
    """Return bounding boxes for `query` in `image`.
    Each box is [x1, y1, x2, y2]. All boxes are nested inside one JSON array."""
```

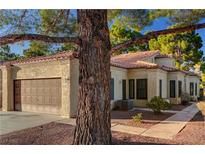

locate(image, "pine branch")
[[111, 23, 205, 52], [0, 34, 79, 46], [0, 23, 204, 50], [17, 10, 28, 32], [45, 10, 66, 34]]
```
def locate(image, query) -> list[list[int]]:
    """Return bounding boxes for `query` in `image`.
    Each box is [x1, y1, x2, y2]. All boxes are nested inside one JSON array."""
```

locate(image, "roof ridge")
[[111, 50, 160, 58], [1, 50, 77, 65]]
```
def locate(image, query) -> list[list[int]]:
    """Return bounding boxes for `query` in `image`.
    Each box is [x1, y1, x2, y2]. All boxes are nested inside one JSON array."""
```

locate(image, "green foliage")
[[132, 113, 143, 124], [149, 10, 205, 25], [0, 10, 40, 34], [0, 45, 20, 61], [149, 31, 204, 71], [147, 96, 171, 114], [181, 92, 190, 105], [108, 10, 152, 31], [23, 41, 51, 58], [39, 10, 77, 36], [0, 9, 204, 60], [56, 43, 77, 52], [110, 21, 148, 55], [201, 73, 205, 82]]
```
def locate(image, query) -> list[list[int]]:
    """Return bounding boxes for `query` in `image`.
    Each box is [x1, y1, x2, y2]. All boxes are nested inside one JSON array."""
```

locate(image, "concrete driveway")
[[0, 111, 65, 135]]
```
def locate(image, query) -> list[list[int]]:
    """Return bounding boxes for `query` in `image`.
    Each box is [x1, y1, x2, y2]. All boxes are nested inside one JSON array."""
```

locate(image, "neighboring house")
[[0, 51, 200, 117], [110, 51, 200, 108]]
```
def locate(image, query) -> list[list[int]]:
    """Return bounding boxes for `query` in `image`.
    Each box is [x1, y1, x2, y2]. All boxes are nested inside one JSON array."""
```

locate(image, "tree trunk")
[[73, 10, 112, 145]]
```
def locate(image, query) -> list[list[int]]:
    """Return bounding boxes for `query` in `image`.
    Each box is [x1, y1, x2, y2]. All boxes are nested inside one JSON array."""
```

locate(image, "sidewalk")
[[130, 107, 179, 114], [141, 103, 199, 139], [111, 103, 199, 140], [56, 103, 199, 140]]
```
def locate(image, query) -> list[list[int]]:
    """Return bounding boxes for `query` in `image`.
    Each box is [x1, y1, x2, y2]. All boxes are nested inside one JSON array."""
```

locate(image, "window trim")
[[190, 82, 194, 96], [170, 80, 176, 98], [178, 80, 182, 97], [129, 79, 135, 99], [122, 79, 126, 100], [195, 83, 197, 96], [159, 79, 162, 98]]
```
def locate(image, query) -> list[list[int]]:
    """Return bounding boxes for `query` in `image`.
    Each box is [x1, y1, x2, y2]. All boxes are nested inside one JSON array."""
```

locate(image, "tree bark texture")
[[73, 10, 112, 145]]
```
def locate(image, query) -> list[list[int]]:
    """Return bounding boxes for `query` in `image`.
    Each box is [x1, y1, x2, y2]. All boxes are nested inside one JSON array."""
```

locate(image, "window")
[[195, 83, 198, 96], [190, 82, 194, 96], [129, 79, 135, 99], [159, 79, 162, 98], [110, 78, 114, 100], [178, 81, 182, 97], [170, 80, 176, 98], [136, 79, 147, 99], [122, 80, 126, 100]]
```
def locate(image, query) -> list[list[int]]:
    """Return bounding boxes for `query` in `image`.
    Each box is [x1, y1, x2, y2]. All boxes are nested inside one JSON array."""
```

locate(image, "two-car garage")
[[14, 78, 62, 115], [0, 52, 79, 117]]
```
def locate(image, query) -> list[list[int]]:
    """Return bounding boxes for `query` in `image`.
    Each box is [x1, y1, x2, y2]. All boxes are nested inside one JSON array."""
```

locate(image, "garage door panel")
[[14, 78, 61, 115]]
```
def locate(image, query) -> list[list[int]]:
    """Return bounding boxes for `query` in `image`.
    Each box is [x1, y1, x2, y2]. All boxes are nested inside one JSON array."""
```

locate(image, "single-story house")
[[0, 50, 200, 117]]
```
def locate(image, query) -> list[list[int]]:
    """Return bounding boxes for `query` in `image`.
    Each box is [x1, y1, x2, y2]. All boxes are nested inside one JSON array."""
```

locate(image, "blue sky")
[[2, 13, 205, 55]]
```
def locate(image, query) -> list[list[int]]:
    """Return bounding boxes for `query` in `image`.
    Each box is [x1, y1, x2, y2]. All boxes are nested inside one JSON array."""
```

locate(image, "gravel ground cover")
[[111, 110, 174, 129], [0, 112, 204, 145]]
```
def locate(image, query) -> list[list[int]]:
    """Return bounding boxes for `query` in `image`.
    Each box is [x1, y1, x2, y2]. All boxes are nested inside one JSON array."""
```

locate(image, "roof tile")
[[0, 50, 199, 77]]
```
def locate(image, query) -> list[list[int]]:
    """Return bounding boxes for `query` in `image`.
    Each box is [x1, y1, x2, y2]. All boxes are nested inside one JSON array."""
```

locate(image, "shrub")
[[132, 113, 142, 124], [147, 96, 171, 114], [181, 92, 190, 105]]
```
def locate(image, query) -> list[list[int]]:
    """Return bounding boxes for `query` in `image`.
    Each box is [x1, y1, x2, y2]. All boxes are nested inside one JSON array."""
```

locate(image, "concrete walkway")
[[0, 111, 64, 135], [130, 107, 179, 114], [141, 103, 199, 139], [111, 124, 147, 135], [56, 118, 76, 126], [0, 103, 199, 139], [111, 103, 199, 140]]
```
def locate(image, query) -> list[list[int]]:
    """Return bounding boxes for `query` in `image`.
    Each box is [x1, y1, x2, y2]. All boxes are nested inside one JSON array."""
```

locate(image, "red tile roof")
[[155, 54, 173, 58], [110, 51, 160, 69], [0, 50, 198, 77], [110, 51, 199, 76], [111, 60, 158, 69], [181, 70, 199, 76], [0, 51, 78, 66], [161, 65, 199, 76], [111, 50, 160, 62], [160, 65, 179, 72]]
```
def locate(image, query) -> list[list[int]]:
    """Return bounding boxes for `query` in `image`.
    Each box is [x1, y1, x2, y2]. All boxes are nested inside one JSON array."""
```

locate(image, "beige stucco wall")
[[167, 72, 186, 104], [156, 69, 168, 99], [1, 65, 14, 111], [127, 68, 167, 107], [111, 66, 128, 100], [69, 58, 79, 117], [185, 75, 200, 100], [128, 68, 148, 107], [1, 55, 201, 116], [155, 58, 175, 67], [2, 60, 72, 117]]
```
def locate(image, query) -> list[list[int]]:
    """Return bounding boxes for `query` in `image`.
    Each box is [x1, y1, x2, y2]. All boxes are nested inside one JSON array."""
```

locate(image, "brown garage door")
[[14, 78, 61, 115]]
